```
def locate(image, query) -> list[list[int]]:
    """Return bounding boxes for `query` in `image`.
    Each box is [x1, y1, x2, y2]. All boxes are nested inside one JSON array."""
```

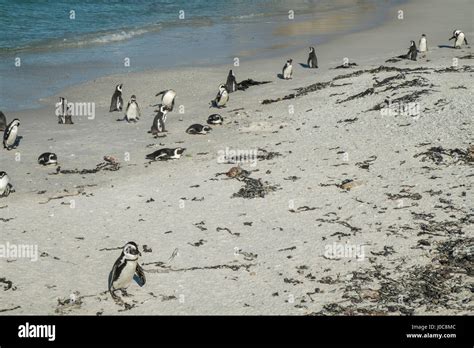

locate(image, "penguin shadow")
[[299, 63, 310, 68], [437, 45, 456, 49], [277, 73, 284, 79]]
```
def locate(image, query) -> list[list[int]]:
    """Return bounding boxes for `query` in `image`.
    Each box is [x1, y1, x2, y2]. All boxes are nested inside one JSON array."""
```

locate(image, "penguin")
[[282, 59, 293, 79], [225, 70, 238, 93], [146, 147, 186, 161], [211, 85, 229, 108], [38, 152, 58, 166], [419, 34, 428, 54], [207, 114, 223, 125], [0, 171, 14, 197], [109, 84, 123, 112], [407, 41, 417, 61], [56, 97, 73, 124], [155, 89, 176, 111], [186, 124, 212, 135], [3, 119, 20, 150], [108, 241, 146, 299], [125, 95, 141, 123], [307, 47, 318, 68], [0, 111, 7, 131], [150, 105, 168, 137], [449, 30, 468, 49]]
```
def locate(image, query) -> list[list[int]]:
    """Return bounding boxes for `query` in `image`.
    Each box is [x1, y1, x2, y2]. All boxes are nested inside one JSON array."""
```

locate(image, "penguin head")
[[123, 241, 141, 259], [309, 47, 314, 53], [421, 34, 426, 37], [49, 153, 58, 163], [117, 84, 123, 92], [10, 119, 20, 127], [0, 171, 7, 179], [453, 30, 460, 36], [287, 59, 293, 64], [218, 84, 227, 92], [175, 147, 186, 155], [130, 95, 137, 101], [159, 104, 169, 113]]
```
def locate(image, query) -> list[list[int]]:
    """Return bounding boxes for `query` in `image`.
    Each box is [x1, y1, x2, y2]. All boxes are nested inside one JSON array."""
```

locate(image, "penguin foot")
[[120, 289, 130, 297]]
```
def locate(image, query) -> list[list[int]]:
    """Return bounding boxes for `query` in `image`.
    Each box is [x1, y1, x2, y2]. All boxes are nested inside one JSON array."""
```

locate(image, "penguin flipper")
[[108, 265, 116, 294], [134, 264, 146, 287]]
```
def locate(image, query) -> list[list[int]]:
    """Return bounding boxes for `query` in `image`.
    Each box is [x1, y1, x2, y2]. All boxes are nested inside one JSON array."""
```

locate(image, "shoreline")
[[1, 0, 406, 113], [0, 0, 472, 315]]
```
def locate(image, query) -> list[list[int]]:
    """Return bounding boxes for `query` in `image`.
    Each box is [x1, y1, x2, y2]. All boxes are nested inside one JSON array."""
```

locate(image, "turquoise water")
[[0, 0, 405, 111]]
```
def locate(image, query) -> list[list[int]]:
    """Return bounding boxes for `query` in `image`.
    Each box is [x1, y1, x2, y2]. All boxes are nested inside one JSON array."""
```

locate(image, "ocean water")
[[0, 0, 405, 111]]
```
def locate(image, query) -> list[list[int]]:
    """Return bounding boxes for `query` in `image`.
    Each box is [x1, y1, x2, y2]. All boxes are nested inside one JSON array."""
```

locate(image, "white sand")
[[0, 0, 472, 315]]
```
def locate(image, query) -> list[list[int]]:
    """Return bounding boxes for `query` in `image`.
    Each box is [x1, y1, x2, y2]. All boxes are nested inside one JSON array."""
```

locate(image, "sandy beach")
[[0, 0, 472, 315]]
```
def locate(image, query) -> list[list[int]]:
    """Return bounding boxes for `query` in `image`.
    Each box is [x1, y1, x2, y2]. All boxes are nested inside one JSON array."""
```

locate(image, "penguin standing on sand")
[[108, 241, 146, 299], [38, 152, 58, 166], [109, 84, 123, 112], [407, 41, 417, 61], [150, 105, 168, 137], [155, 89, 176, 111], [3, 119, 20, 150], [146, 147, 185, 161], [225, 70, 238, 93], [125, 95, 141, 123], [211, 85, 229, 108], [0, 111, 7, 131], [56, 97, 73, 124], [307, 47, 318, 68], [449, 30, 468, 48], [0, 172, 14, 197], [419, 34, 428, 56], [282, 59, 293, 79]]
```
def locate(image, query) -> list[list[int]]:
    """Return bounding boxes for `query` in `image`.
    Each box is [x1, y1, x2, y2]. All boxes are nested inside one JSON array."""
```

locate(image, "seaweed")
[[414, 146, 473, 165], [232, 176, 279, 199], [336, 88, 374, 104]]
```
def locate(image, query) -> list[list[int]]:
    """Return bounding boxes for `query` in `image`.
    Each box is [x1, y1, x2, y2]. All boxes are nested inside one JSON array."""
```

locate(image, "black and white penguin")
[[56, 97, 73, 124], [0, 111, 7, 131], [0, 171, 14, 197], [109, 84, 123, 112], [108, 241, 146, 299], [407, 41, 417, 61], [125, 95, 141, 123], [186, 124, 212, 135], [150, 105, 168, 137], [307, 47, 318, 68], [155, 89, 176, 111], [146, 147, 186, 161], [3, 119, 20, 150], [38, 152, 58, 166], [207, 114, 223, 125], [211, 85, 229, 108], [449, 30, 468, 48], [225, 70, 238, 93], [282, 59, 293, 79], [419, 34, 428, 54]]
